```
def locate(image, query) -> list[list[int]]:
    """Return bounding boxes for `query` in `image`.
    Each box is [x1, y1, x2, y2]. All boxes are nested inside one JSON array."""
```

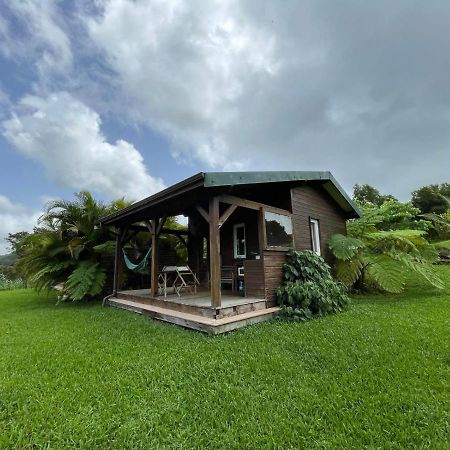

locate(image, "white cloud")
[[86, 0, 278, 169], [0, 195, 40, 254], [0, 0, 72, 81], [2, 92, 165, 201], [83, 0, 450, 198]]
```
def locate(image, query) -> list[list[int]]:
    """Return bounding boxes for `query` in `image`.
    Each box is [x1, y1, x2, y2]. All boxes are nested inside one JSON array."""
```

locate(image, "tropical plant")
[[16, 192, 131, 301], [349, 200, 430, 236], [276, 250, 350, 321], [15, 192, 188, 301], [329, 216, 444, 293]]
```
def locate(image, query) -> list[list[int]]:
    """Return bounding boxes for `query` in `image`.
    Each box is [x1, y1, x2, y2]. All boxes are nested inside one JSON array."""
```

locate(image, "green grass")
[[1, 269, 449, 449]]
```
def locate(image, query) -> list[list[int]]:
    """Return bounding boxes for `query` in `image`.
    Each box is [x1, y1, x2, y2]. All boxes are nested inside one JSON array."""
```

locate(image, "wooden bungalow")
[[98, 171, 361, 333]]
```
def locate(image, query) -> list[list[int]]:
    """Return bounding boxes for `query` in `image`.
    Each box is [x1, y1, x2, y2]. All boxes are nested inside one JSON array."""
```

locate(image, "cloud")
[[0, 0, 72, 81], [0, 195, 40, 254], [2, 92, 165, 201], [86, 0, 277, 170], [83, 0, 450, 198]]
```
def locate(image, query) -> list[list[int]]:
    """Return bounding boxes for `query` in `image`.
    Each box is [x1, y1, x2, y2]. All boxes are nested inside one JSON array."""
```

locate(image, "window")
[[233, 223, 246, 258], [202, 237, 208, 261], [310, 218, 321, 255], [264, 211, 293, 248]]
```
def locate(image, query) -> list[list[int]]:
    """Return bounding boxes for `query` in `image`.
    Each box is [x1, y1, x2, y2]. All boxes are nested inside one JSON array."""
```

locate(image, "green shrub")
[[276, 250, 350, 321], [0, 273, 26, 290]]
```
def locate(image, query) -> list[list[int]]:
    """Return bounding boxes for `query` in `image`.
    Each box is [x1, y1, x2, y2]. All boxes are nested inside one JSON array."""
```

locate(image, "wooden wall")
[[244, 259, 265, 298], [263, 250, 287, 304], [290, 185, 347, 262]]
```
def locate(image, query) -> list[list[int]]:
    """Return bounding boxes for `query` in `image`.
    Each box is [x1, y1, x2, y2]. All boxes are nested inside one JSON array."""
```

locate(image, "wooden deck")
[[105, 289, 279, 334]]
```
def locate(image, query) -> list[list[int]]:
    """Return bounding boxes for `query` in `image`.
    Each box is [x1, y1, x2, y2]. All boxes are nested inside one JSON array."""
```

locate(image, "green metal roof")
[[204, 171, 332, 187], [98, 171, 361, 225], [204, 171, 361, 217]]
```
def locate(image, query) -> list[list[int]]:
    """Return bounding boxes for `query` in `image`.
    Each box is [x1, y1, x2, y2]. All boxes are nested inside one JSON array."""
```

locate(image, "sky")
[[0, 0, 449, 253]]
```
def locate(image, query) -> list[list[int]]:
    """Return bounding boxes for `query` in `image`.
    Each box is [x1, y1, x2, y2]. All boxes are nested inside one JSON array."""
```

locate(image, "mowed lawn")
[[1, 269, 449, 449]]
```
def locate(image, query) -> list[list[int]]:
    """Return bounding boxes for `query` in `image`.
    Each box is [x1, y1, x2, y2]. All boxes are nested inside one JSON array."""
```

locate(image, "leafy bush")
[[0, 273, 26, 290], [276, 250, 350, 321], [329, 230, 444, 293]]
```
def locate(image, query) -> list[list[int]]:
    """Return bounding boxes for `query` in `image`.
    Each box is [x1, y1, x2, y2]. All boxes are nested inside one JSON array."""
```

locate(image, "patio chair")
[[221, 266, 235, 291], [158, 265, 200, 297], [173, 266, 200, 297]]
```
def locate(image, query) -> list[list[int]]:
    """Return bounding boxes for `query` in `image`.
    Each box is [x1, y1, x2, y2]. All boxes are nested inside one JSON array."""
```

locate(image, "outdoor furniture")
[[158, 265, 200, 297], [220, 266, 236, 291]]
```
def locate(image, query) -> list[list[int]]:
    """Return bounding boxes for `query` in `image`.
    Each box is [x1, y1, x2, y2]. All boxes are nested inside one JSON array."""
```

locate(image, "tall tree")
[[5, 231, 30, 256], [411, 183, 450, 214], [353, 184, 397, 206]]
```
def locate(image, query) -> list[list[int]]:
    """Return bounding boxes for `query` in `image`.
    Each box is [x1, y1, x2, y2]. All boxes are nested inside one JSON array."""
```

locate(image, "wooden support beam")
[[156, 216, 167, 235], [160, 227, 188, 236], [219, 204, 237, 228], [209, 197, 221, 307], [127, 224, 188, 236], [119, 225, 130, 245], [196, 205, 210, 223], [218, 194, 291, 217], [113, 230, 123, 296], [258, 207, 266, 255], [121, 228, 140, 246], [145, 220, 154, 234], [150, 218, 159, 297]]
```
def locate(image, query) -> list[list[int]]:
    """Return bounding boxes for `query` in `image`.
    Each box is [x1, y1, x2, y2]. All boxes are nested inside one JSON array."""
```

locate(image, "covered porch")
[[107, 288, 278, 333], [98, 173, 300, 331]]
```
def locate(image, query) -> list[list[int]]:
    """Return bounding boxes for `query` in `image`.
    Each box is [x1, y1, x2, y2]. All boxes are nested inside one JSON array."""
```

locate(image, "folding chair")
[[172, 265, 200, 297]]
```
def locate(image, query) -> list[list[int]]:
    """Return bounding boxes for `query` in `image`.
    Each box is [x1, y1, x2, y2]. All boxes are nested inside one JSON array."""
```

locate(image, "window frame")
[[263, 208, 293, 251], [309, 217, 321, 255], [233, 223, 247, 259]]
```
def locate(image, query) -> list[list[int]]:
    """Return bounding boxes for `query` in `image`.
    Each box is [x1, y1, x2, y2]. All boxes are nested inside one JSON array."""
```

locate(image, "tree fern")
[[329, 224, 443, 293], [335, 256, 364, 286], [329, 234, 365, 260], [64, 261, 106, 301], [365, 255, 406, 293]]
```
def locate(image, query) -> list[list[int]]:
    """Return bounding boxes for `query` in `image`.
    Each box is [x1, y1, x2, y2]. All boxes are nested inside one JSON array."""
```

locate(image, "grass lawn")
[[1, 269, 449, 449]]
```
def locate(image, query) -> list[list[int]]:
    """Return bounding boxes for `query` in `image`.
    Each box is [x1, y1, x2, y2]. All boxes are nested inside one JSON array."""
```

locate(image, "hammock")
[[122, 247, 152, 273]]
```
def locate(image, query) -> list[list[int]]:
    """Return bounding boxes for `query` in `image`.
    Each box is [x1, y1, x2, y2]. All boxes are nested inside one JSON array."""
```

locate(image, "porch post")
[[113, 229, 121, 296], [150, 218, 159, 297], [209, 197, 221, 307]]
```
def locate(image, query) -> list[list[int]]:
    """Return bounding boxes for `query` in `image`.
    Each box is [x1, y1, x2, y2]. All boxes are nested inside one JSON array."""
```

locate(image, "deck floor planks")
[[107, 296, 279, 334]]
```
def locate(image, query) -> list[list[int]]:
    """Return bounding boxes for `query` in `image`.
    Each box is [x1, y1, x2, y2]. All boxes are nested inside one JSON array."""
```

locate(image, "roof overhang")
[[98, 171, 361, 227]]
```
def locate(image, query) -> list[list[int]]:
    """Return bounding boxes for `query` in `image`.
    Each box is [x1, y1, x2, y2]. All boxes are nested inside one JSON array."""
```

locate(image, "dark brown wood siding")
[[244, 259, 265, 298], [290, 185, 347, 262], [263, 250, 287, 304]]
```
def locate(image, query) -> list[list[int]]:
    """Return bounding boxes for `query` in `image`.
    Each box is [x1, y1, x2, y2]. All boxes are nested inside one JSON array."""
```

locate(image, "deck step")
[[115, 291, 268, 319], [107, 297, 279, 334]]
